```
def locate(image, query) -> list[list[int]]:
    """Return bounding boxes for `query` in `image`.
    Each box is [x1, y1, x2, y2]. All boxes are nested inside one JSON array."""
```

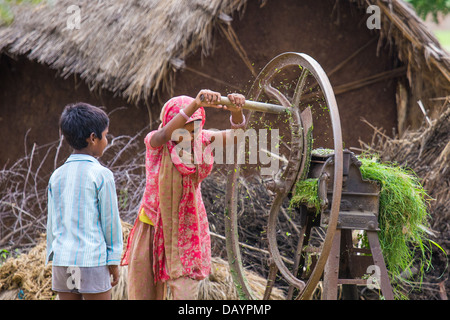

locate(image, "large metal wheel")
[[223, 52, 343, 300]]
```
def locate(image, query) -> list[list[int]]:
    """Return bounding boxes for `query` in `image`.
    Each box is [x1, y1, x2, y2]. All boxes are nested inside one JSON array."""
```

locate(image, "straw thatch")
[[0, 0, 448, 117]]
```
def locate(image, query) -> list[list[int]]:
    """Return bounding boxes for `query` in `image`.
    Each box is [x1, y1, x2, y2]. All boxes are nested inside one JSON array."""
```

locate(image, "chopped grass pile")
[[357, 156, 432, 285], [290, 153, 433, 298]]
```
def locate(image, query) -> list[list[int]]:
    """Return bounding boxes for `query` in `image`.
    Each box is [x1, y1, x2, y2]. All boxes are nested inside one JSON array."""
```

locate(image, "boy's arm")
[[46, 185, 55, 264], [98, 170, 123, 265]]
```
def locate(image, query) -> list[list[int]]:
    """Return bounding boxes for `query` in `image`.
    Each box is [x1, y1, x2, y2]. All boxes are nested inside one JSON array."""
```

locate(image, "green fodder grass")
[[289, 178, 321, 215], [290, 154, 433, 298]]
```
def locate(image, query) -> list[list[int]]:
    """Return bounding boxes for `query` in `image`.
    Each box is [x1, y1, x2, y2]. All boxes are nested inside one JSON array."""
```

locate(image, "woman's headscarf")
[[160, 96, 206, 171]]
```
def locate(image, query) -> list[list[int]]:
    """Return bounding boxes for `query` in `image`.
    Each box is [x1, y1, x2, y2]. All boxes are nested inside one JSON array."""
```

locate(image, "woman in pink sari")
[[121, 89, 246, 299]]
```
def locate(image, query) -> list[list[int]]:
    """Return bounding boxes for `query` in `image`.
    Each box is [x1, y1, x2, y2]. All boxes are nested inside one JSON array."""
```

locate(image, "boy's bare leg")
[[83, 289, 111, 300], [57, 292, 82, 300]]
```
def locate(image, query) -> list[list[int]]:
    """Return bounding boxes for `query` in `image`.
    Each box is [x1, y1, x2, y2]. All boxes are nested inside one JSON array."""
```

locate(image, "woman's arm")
[[150, 89, 223, 148], [207, 93, 246, 147]]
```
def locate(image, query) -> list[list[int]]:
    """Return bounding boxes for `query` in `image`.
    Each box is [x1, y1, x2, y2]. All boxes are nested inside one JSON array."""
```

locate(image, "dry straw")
[[0, 222, 285, 300]]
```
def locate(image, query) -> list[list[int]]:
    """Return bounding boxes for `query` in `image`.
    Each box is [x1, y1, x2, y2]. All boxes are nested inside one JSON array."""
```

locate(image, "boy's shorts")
[[52, 265, 112, 294]]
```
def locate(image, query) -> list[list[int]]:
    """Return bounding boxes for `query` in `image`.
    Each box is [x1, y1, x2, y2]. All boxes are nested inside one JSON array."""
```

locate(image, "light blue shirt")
[[46, 154, 123, 267]]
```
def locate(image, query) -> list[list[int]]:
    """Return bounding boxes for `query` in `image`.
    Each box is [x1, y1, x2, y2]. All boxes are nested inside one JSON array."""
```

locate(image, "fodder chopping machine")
[[214, 53, 395, 300]]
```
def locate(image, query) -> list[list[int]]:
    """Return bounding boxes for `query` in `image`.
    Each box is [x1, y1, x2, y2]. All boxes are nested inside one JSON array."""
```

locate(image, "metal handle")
[[200, 94, 287, 114]]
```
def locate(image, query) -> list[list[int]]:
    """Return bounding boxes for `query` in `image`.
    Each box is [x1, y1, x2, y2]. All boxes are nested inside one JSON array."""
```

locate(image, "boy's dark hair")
[[59, 102, 109, 150]]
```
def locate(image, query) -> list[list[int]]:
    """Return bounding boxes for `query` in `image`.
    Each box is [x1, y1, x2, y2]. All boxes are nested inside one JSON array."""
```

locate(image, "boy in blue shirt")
[[46, 103, 123, 300]]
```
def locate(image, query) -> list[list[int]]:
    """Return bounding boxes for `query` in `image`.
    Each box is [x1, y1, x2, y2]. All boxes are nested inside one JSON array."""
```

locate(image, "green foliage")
[[405, 0, 450, 21], [118, 188, 129, 210], [0, 1, 14, 24], [0, 0, 45, 25], [0, 249, 9, 263], [0, 248, 19, 265], [434, 29, 450, 51]]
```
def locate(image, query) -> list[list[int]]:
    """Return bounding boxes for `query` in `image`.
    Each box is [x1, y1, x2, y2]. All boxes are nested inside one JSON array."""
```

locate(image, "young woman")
[[121, 89, 246, 299]]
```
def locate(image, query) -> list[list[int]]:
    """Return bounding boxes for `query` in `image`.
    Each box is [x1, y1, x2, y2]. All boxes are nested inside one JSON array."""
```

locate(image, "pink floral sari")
[[121, 96, 213, 283]]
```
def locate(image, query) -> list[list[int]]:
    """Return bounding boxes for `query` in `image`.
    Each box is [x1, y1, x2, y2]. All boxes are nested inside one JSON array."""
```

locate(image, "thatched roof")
[[0, 0, 247, 103], [357, 0, 450, 124], [0, 0, 449, 109]]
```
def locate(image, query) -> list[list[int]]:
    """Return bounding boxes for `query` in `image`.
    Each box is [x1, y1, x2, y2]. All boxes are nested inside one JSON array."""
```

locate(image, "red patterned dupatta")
[[121, 96, 213, 283]]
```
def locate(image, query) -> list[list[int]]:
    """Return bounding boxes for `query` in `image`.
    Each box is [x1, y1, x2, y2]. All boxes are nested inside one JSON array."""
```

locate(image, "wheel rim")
[[223, 52, 343, 300]]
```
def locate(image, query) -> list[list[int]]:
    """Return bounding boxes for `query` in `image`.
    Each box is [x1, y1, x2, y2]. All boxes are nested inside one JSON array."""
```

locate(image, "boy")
[[46, 102, 123, 300]]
